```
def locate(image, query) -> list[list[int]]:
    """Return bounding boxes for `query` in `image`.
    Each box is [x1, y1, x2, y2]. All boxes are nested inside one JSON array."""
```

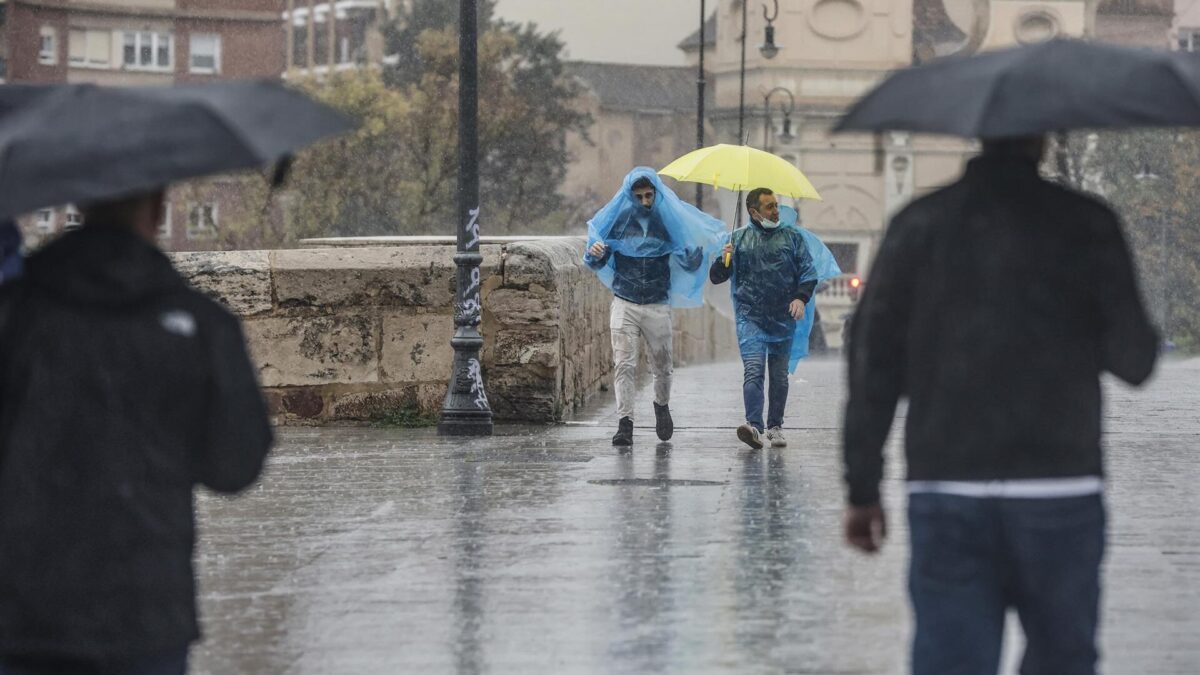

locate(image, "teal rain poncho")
[[585, 167, 727, 308], [725, 205, 842, 372]]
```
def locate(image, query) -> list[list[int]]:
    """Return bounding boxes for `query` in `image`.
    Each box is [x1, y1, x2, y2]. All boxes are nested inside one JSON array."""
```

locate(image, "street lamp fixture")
[[762, 86, 796, 150], [760, 0, 781, 59], [778, 114, 795, 144]]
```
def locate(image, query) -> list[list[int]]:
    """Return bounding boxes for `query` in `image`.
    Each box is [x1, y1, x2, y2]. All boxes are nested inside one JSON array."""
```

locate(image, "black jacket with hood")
[[0, 226, 272, 659], [843, 155, 1158, 506]]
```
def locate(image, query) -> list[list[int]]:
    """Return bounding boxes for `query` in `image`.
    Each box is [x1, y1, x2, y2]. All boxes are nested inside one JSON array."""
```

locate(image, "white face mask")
[[760, 218, 780, 230]]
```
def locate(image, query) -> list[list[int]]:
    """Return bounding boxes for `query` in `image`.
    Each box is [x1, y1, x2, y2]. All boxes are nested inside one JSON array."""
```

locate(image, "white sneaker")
[[765, 427, 787, 448], [737, 423, 764, 450]]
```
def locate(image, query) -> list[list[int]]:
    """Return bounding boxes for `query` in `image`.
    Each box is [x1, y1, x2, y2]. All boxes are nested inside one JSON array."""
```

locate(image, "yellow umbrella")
[[659, 143, 822, 201]]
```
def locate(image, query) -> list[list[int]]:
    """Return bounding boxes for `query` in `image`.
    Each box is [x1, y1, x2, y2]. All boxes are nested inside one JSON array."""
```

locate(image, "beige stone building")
[[560, 0, 1173, 344], [561, 61, 711, 219]]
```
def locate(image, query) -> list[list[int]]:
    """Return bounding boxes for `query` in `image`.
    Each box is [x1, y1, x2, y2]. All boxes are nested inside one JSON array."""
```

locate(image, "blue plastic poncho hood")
[[726, 205, 841, 372], [585, 167, 726, 308]]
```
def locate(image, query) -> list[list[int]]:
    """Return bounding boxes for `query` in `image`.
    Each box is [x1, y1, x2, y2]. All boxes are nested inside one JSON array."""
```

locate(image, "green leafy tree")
[[382, 0, 497, 89], [1082, 130, 1200, 351], [381, 3, 590, 233], [265, 5, 589, 240], [286, 70, 419, 239]]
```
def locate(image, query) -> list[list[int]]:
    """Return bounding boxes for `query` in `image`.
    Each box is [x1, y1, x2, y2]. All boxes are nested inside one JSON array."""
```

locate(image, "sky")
[[492, 0, 701, 66]]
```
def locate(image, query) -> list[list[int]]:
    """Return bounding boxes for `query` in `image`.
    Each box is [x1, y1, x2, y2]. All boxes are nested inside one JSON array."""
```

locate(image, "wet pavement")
[[192, 357, 1200, 674]]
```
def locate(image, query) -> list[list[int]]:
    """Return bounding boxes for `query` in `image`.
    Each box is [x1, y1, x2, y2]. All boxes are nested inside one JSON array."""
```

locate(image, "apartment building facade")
[[4, 0, 287, 250], [284, 0, 392, 76]]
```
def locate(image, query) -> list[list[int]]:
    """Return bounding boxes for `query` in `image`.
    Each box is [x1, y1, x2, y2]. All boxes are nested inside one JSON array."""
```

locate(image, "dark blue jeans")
[[740, 337, 792, 431], [908, 492, 1106, 675], [0, 647, 188, 675]]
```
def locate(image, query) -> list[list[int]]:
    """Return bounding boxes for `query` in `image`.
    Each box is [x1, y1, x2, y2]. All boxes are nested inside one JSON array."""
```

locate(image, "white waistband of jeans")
[[906, 476, 1104, 499]]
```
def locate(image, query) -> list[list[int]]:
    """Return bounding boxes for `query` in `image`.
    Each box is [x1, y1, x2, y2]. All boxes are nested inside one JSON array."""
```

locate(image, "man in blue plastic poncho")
[[710, 188, 818, 450], [584, 168, 725, 446]]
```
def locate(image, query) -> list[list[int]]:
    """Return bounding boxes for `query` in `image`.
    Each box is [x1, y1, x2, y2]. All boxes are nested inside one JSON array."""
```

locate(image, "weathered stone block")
[[271, 246, 501, 309], [380, 313, 455, 384], [486, 288, 559, 327], [416, 382, 449, 414], [493, 328, 560, 369], [487, 365, 559, 422], [171, 250, 272, 315], [282, 389, 325, 419], [330, 387, 418, 421], [262, 389, 286, 417], [243, 314, 379, 387], [502, 253, 557, 290]]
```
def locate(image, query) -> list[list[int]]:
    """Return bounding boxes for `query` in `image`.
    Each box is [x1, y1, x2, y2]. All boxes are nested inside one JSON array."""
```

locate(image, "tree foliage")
[[1058, 130, 1200, 351], [253, 2, 589, 243]]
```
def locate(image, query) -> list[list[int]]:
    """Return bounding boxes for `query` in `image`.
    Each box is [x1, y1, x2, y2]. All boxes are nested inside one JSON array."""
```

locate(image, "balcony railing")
[[817, 273, 862, 302]]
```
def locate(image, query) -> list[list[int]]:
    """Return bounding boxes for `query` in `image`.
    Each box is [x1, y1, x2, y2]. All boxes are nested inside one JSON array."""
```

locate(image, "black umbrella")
[[0, 80, 355, 220], [0, 84, 61, 118], [836, 39, 1200, 138]]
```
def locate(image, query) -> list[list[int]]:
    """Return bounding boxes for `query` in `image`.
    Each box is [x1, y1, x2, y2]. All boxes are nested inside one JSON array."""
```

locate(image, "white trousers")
[[610, 297, 673, 421]]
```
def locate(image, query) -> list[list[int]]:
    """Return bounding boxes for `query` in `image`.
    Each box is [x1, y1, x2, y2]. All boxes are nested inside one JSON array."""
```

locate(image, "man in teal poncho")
[[710, 188, 819, 450]]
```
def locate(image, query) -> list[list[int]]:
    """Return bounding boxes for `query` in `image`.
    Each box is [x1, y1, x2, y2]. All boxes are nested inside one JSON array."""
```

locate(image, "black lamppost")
[[738, 0, 782, 144], [439, 0, 493, 436], [696, 0, 706, 209], [762, 86, 795, 151], [737, 0, 748, 143]]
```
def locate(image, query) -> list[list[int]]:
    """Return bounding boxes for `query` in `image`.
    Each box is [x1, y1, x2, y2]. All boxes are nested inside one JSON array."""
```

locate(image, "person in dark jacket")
[[0, 220, 21, 285], [0, 188, 273, 675], [710, 188, 817, 450], [842, 137, 1157, 675], [585, 173, 711, 446]]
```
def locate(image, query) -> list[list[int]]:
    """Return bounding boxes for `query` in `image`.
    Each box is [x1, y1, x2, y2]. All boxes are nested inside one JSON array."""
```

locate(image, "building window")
[[1179, 29, 1200, 53], [69, 29, 113, 68], [39, 27, 58, 65], [63, 205, 83, 231], [123, 31, 173, 71], [35, 209, 55, 234], [827, 242, 860, 275], [187, 203, 218, 240], [1014, 10, 1060, 45], [189, 34, 221, 74], [158, 202, 173, 241]]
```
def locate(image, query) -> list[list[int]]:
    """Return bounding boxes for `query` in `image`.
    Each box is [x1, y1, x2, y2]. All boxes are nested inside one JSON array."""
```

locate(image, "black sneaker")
[[612, 416, 633, 446], [653, 402, 674, 441]]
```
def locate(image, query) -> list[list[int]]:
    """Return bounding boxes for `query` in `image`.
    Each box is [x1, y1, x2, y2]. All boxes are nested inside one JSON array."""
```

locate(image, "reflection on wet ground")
[[193, 358, 1200, 674]]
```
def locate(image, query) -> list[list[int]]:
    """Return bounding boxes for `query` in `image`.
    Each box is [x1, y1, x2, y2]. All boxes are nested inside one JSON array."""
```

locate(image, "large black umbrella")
[[0, 80, 354, 220], [836, 39, 1200, 138]]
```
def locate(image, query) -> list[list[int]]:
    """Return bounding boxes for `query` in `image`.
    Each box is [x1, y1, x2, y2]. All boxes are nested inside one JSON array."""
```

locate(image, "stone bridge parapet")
[[172, 237, 735, 425]]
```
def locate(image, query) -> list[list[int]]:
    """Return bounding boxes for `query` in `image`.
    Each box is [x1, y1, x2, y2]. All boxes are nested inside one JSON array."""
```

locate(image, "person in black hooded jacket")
[[0, 189, 272, 675]]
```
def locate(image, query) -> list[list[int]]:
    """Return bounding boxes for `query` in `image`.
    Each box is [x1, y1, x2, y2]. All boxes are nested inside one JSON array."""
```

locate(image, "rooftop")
[[677, 12, 718, 51], [567, 61, 709, 113]]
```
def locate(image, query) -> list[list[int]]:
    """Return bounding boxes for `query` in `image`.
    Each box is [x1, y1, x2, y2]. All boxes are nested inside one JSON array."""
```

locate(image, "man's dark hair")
[[746, 187, 774, 215], [81, 189, 164, 229], [631, 177, 654, 192]]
